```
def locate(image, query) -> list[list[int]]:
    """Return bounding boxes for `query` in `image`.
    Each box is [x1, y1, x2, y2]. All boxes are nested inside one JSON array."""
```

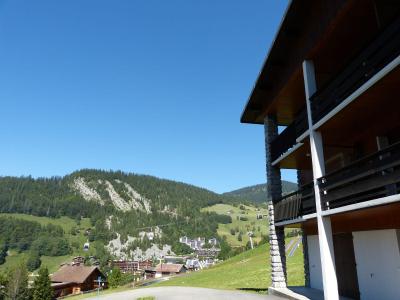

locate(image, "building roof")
[[51, 282, 76, 289], [51, 265, 103, 284], [155, 263, 185, 273], [241, 0, 348, 124]]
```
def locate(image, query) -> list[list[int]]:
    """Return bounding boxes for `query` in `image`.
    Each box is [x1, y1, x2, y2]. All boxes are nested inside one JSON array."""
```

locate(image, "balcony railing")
[[270, 108, 308, 162], [310, 16, 400, 123], [318, 141, 400, 210], [274, 182, 316, 223]]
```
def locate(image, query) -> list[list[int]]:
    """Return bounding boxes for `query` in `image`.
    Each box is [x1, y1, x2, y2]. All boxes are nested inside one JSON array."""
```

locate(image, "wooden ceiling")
[[241, 0, 400, 126], [301, 202, 400, 233], [319, 65, 400, 150]]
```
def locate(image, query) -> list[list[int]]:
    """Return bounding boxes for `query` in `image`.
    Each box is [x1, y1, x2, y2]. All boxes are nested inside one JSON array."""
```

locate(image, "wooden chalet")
[[51, 265, 107, 297], [242, 1, 400, 299], [154, 263, 187, 278]]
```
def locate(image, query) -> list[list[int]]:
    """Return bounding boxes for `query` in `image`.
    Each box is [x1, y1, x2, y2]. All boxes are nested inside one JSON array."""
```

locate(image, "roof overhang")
[[241, 0, 349, 125]]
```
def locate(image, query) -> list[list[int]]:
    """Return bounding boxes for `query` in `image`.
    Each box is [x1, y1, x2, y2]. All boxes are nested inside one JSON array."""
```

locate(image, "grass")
[[40, 255, 75, 273], [201, 204, 268, 247], [153, 241, 305, 291], [67, 286, 135, 299], [0, 213, 98, 274], [0, 213, 91, 232], [136, 297, 155, 300], [0, 250, 29, 273]]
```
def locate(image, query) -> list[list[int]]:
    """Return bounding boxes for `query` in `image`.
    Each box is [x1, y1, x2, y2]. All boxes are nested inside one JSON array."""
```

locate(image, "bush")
[[237, 233, 243, 242], [108, 267, 134, 288], [172, 242, 192, 255], [27, 251, 41, 272], [0, 243, 8, 265], [230, 228, 235, 236], [108, 268, 122, 288]]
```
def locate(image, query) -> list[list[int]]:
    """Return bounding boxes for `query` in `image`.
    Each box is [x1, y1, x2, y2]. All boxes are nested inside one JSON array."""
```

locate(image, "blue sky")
[[0, 0, 295, 193]]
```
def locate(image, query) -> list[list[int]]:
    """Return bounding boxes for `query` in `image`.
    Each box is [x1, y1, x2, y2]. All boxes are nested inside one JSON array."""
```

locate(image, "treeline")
[[0, 217, 71, 270], [0, 169, 241, 260], [0, 176, 108, 220]]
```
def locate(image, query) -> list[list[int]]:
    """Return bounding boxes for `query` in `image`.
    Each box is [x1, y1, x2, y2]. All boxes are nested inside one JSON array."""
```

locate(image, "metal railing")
[[318, 141, 400, 210], [310, 16, 400, 123]]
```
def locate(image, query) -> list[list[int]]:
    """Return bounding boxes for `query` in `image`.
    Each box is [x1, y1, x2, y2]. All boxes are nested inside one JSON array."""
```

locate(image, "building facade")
[[51, 265, 107, 297], [241, 1, 400, 299]]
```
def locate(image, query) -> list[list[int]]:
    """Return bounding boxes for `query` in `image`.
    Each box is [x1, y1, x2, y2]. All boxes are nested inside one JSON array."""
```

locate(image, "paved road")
[[88, 286, 283, 300]]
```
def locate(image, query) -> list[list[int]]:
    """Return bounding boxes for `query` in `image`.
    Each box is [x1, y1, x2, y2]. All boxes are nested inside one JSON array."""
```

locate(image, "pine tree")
[[32, 267, 52, 300]]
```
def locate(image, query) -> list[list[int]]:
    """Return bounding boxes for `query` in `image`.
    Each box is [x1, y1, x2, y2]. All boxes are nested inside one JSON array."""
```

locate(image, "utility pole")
[[247, 232, 254, 249]]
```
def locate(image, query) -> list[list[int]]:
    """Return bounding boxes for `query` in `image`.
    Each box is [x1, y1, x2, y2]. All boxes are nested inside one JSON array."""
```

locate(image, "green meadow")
[[154, 241, 304, 291], [201, 203, 269, 247]]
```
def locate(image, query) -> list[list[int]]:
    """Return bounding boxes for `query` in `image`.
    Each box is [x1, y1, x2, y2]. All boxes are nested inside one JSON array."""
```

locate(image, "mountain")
[[0, 169, 240, 261], [223, 181, 297, 204]]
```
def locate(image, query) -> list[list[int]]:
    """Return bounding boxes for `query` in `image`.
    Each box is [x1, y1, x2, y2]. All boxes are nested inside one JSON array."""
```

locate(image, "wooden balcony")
[[270, 108, 308, 162], [310, 15, 400, 124], [274, 182, 316, 223], [318, 142, 400, 210]]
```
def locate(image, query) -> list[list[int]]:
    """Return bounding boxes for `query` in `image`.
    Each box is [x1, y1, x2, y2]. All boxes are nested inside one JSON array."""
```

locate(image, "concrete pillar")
[[303, 60, 339, 300], [264, 114, 287, 288]]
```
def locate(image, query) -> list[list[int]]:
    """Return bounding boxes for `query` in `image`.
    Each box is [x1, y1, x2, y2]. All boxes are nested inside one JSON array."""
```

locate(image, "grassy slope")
[[0, 213, 97, 274], [154, 242, 304, 290], [201, 204, 268, 247]]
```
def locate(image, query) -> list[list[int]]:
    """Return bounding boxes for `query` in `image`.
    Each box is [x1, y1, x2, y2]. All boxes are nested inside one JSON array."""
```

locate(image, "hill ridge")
[[223, 181, 297, 204]]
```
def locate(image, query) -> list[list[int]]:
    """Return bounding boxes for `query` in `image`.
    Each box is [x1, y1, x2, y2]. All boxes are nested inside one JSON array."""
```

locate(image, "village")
[[49, 236, 221, 298]]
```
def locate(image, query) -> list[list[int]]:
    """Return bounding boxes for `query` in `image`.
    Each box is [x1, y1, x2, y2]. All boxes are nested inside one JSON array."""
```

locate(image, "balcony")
[[310, 16, 400, 124], [270, 108, 308, 162], [274, 182, 316, 223], [318, 142, 400, 210]]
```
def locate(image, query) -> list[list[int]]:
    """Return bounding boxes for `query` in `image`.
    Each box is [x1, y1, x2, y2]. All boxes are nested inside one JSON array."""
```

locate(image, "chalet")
[[154, 263, 186, 278], [51, 265, 107, 297], [111, 259, 152, 273], [241, 1, 400, 299]]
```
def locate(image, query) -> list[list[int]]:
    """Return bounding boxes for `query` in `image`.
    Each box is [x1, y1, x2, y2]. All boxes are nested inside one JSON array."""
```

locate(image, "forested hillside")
[[0, 169, 242, 268], [224, 181, 297, 204]]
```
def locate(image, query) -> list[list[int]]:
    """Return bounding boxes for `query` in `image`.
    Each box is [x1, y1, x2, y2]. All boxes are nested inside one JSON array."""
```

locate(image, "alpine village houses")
[[241, 1, 400, 300], [51, 265, 107, 297]]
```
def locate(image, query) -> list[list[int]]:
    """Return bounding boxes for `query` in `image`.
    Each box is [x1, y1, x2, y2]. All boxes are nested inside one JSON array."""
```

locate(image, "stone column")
[[264, 115, 287, 288], [301, 231, 310, 287]]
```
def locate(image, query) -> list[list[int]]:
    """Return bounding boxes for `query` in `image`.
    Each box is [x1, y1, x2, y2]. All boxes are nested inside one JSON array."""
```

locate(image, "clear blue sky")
[[0, 0, 295, 193]]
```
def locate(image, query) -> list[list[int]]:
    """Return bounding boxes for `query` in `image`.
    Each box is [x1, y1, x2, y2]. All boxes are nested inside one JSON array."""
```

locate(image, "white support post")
[[303, 60, 339, 300]]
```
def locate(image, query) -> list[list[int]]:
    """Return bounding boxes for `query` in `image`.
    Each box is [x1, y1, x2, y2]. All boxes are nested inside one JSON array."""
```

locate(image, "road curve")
[[88, 286, 283, 300]]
